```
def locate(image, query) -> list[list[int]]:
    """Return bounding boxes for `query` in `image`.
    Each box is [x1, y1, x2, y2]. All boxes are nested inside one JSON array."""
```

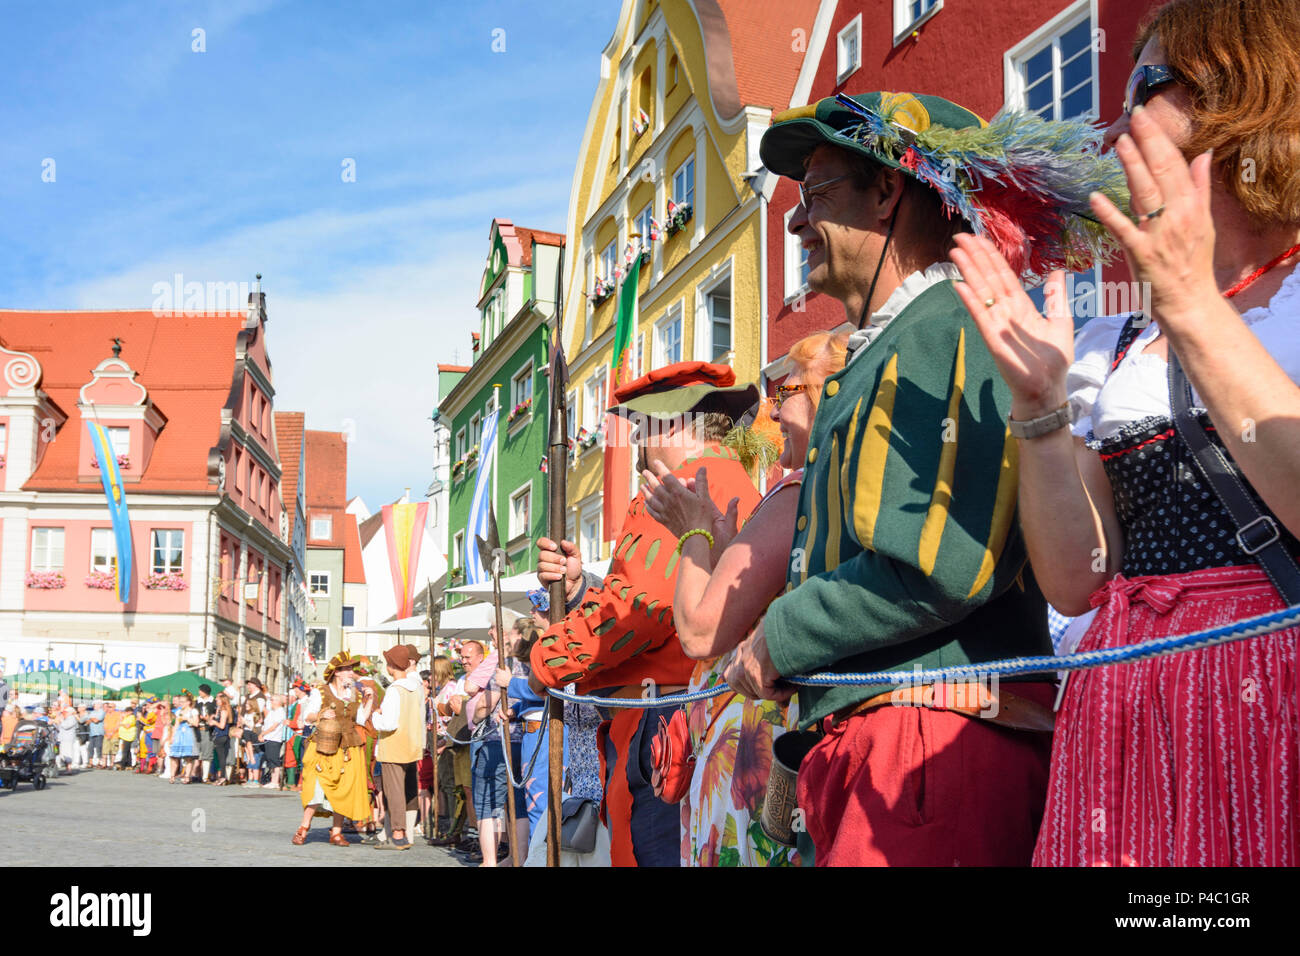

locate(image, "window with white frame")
[[672, 157, 695, 209], [31, 527, 64, 572], [894, 0, 943, 44], [0, 423, 7, 457], [452, 531, 465, 574], [508, 483, 532, 540], [1010, 5, 1095, 121], [837, 14, 862, 83], [635, 333, 645, 378], [566, 391, 577, 443], [309, 571, 330, 595], [633, 204, 653, 257], [151, 529, 184, 575], [455, 427, 466, 462], [580, 507, 602, 563], [311, 515, 332, 540], [1011, 3, 1099, 321], [708, 280, 732, 361], [510, 362, 533, 418], [784, 206, 812, 299], [599, 241, 617, 284], [470, 413, 482, 449], [483, 287, 506, 348], [583, 369, 608, 435], [90, 528, 117, 571], [106, 426, 130, 459], [654, 308, 683, 368]]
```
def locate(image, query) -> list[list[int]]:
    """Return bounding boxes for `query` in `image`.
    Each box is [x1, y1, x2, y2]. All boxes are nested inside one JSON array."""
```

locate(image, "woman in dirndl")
[[292, 653, 376, 847], [949, 0, 1300, 865], [168, 693, 199, 784]]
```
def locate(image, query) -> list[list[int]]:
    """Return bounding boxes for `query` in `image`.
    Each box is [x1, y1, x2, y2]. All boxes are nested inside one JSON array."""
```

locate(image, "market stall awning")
[[6, 669, 119, 699]]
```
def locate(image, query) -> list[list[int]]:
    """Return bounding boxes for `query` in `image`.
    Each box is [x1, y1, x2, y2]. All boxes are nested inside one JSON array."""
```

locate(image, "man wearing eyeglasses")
[[723, 91, 1122, 866]]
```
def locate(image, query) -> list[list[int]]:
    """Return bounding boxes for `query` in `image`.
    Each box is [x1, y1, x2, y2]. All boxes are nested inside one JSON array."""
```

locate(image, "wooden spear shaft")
[[546, 245, 569, 868], [489, 555, 521, 867]]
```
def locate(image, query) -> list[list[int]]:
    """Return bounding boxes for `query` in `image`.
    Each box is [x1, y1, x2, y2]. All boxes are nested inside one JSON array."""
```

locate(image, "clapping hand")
[[1088, 107, 1218, 324], [642, 462, 740, 554]]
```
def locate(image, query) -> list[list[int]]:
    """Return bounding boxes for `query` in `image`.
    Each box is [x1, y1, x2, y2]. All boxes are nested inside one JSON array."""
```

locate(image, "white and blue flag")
[[465, 407, 499, 585]]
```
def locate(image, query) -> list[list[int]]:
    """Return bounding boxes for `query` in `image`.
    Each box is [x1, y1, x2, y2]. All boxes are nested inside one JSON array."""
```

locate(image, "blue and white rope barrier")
[[544, 602, 1300, 708]]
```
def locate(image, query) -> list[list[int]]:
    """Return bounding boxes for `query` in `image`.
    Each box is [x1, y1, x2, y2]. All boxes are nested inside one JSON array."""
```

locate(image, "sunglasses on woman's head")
[[1124, 64, 1178, 115]]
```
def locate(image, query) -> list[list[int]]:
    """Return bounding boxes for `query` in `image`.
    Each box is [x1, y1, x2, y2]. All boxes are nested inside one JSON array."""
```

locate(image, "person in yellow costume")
[[292, 653, 376, 847]]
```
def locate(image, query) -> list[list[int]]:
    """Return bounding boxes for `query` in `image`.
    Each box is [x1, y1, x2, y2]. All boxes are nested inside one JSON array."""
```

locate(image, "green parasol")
[[121, 669, 210, 699], [8, 669, 119, 700]]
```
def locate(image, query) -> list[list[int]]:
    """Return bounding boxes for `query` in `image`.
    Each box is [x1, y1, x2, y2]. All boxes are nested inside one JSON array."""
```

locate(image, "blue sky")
[[0, 0, 616, 509]]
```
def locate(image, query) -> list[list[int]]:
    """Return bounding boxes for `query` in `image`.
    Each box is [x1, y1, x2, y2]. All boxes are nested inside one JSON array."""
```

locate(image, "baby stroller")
[[0, 719, 53, 790]]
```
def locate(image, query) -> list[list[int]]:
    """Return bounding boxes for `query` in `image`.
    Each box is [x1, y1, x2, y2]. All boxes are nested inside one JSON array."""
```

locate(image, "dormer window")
[[107, 427, 129, 459], [311, 515, 332, 540]]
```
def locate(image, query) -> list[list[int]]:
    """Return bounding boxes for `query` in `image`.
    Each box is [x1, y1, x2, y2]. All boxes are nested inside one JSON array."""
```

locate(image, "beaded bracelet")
[[674, 528, 715, 554]]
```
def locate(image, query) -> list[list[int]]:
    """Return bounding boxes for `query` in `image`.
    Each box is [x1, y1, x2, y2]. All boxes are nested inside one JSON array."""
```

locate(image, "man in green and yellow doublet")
[[726, 89, 1122, 866]]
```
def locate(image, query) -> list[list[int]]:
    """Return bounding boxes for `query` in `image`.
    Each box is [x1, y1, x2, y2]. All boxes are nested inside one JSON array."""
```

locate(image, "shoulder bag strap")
[[1168, 350, 1300, 605]]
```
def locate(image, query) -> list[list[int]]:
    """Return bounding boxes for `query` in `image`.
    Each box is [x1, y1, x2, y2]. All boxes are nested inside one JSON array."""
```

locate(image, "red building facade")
[[765, 0, 1159, 377]]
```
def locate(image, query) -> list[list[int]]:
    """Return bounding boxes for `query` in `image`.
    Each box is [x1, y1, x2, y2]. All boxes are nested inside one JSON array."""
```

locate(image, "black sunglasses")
[[1124, 64, 1178, 115]]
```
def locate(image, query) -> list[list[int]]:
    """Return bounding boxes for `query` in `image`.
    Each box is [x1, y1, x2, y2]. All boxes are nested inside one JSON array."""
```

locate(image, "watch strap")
[[1008, 403, 1072, 440]]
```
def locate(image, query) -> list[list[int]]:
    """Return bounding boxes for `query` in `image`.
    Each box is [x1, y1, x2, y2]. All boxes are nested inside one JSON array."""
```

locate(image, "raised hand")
[[949, 233, 1075, 420], [1089, 107, 1218, 324]]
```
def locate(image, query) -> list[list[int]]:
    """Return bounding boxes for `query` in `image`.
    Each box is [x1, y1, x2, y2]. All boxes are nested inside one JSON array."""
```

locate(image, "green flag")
[[611, 254, 641, 388]]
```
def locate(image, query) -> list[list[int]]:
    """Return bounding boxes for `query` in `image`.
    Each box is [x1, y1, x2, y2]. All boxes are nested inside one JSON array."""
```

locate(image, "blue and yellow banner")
[[87, 422, 133, 601]]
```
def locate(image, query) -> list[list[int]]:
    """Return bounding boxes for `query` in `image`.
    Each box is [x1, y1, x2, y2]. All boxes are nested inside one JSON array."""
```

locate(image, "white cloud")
[[68, 177, 570, 508]]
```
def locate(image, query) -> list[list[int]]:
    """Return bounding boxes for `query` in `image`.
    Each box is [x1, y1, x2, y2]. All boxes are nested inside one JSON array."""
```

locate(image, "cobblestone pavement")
[[1, 766, 468, 867]]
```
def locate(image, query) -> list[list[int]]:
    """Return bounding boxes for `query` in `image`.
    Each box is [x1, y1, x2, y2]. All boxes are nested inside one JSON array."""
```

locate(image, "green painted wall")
[[445, 321, 550, 589]]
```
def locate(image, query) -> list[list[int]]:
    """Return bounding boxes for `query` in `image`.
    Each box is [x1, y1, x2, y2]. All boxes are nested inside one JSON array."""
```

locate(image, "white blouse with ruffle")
[[1067, 263, 1300, 442]]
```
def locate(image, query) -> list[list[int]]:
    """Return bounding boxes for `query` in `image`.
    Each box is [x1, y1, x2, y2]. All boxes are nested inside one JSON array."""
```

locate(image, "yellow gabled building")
[[558, 0, 819, 558]]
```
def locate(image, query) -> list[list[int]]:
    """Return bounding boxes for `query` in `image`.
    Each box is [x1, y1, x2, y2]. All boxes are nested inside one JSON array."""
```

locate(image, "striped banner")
[[465, 408, 499, 585], [86, 422, 133, 601], [382, 501, 428, 619]]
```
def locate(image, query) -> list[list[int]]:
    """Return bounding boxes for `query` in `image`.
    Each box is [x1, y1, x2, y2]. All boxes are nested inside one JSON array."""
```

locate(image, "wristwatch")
[[1008, 403, 1073, 440]]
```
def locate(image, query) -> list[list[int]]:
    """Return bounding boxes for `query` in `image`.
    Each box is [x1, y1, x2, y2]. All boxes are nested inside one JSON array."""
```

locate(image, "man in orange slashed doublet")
[[530, 362, 762, 866]]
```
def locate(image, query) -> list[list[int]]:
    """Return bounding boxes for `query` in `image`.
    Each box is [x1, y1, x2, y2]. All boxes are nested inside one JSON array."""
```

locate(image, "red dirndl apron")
[[1034, 565, 1299, 866]]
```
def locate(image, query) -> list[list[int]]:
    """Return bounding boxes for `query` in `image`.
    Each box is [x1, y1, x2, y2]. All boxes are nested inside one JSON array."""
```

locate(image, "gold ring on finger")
[[984, 297, 997, 308], [1138, 204, 1166, 222]]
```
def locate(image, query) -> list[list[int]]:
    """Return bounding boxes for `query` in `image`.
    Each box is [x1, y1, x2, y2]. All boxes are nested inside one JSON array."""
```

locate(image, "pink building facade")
[[0, 287, 300, 691]]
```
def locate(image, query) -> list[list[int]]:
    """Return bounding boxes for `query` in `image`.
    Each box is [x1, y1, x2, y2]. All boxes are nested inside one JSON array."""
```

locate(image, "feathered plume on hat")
[[829, 93, 1128, 279]]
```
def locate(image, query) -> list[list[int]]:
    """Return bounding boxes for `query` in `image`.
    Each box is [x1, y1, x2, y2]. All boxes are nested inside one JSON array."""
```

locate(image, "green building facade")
[[439, 220, 564, 600]]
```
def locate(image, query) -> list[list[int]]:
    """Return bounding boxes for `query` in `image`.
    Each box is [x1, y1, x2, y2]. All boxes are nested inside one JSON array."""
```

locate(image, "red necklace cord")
[[1222, 241, 1300, 299]]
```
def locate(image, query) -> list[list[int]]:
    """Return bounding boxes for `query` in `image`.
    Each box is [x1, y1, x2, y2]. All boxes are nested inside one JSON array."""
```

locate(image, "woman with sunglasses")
[[641, 331, 848, 866], [950, 0, 1300, 866]]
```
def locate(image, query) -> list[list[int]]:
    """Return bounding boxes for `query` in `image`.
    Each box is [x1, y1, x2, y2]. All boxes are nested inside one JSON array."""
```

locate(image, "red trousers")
[[797, 683, 1054, 866]]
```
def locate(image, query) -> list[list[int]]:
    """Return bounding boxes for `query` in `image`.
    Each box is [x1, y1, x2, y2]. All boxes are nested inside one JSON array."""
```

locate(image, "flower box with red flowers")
[[144, 572, 188, 591], [590, 276, 615, 306], [90, 454, 130, 470], [507, 397, 533, 425], [85, 570, 117, 590], [26, 571, 66, 589], [665, 201, 693, 237]]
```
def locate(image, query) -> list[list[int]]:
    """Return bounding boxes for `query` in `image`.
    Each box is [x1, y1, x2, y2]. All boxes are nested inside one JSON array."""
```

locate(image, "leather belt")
[[830, 682, 1056, 733]]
